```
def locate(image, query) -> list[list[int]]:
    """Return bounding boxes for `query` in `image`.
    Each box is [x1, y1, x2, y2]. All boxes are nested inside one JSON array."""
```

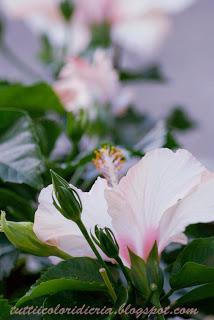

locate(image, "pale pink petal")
[[33, 185, 82, 245], [55, 49, 119, 112], [106, 148, 208, 261], [80, 178, 112, 230], [33, 178, 111, 259], [54, 78, 92, 113], [74, 0, 111, 24], [158, 178, 214, 253]]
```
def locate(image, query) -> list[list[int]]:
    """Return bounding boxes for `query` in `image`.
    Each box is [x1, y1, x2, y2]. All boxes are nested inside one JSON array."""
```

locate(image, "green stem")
[[99, 268, 117, 303], [77, 219, 117, 301], [77, 219, 105, 267], [154, 298, 165, 320]]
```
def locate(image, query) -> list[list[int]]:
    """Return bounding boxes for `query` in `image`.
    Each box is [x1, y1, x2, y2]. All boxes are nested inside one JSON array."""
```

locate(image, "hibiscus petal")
[[158, 178, 214, 253], [33, 178, 111, 259], [111, 14, 171, 56], [106, 148, 207, 260]]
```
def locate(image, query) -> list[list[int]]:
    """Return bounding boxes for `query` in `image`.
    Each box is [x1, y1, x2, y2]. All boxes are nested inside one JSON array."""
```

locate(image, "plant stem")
[[77, 219, 117, 302], [77, 219, 105, 267], [99, 268, 117, 303], [154, 299, 165, 320]]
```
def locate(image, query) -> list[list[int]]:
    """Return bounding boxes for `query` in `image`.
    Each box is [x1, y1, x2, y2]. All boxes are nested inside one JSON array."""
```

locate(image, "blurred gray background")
[[0, 0, 214, 168]]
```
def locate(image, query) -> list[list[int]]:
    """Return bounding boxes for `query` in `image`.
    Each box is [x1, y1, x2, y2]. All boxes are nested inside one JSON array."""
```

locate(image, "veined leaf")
[[0, 110, 45, 189], [170, 237, 214, 289], [0, 82, 64, 114], [16, 258, 106, 307]]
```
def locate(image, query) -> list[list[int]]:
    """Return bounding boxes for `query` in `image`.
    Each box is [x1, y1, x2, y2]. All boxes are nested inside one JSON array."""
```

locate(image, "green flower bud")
[[0, 211, 71, 260], [92, 226, 119, 259], [51, 170, 82, 221]]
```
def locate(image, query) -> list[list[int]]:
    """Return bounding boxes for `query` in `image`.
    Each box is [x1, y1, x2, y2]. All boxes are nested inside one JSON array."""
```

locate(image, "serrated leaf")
[[16, 258, 106, 307], [0, 110, 45, 189]]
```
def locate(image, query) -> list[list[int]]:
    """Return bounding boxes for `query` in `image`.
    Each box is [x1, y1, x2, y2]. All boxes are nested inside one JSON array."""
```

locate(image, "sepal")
[[0, 211, 71, 260]]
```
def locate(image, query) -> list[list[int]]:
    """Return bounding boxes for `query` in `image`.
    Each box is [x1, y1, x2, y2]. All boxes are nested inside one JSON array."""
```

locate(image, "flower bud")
[[0, 211, 70, 260], [92, 226, 119, 259], [51, 170, 82, 221]]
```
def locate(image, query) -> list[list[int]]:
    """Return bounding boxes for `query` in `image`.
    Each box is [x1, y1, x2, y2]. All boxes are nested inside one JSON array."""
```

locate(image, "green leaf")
[[166, 107, 195, 131], [39, 34, 54, 65], [0, 298, 10, 320], [35, 118, 62, 156], [119, 65, 165, 82], [16, 258, 106, 307], [164, 131, 180, 149], [0, 82, 64, 114], [0, 188, 34, 221], [174, 282, 214, 307], [0, 109, 45, 189], [129, 250, 150, 299], [90, 23, 111, 48], [170, 237, 214, 289], [43, 291, 110, 320]]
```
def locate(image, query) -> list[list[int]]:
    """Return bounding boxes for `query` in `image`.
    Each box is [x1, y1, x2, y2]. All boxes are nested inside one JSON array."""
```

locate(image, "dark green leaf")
[[174, 282, 214, 307], [0, 298, 10, 320], [35, 118, 62, 156], [164, 131, 180, 149], [166, 107, 195, 131], [170, 237, 214, 289], [0, 188, 34, 221], [0, 110, 45, 189], [43, 290, 110, 320], [186, 223, 214, 238], [119, 65, 165, 82], [16, 258, 106, 307], [0, 82, 64, 114]]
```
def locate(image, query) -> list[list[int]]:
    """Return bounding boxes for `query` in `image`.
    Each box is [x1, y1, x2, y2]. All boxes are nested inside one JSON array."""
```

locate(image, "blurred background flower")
[[0, 0, 213, 168]]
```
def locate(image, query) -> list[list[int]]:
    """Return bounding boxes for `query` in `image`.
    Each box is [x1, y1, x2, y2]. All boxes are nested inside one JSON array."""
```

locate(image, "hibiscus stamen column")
[[93, 145, 125, 187]]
